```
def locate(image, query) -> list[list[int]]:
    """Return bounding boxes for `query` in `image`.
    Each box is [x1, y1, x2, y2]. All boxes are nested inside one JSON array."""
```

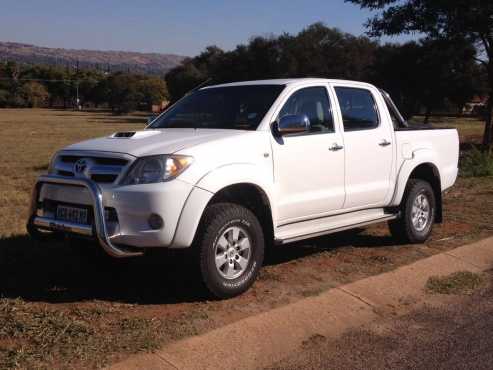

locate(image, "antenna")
[[185, 77, 213, 96]]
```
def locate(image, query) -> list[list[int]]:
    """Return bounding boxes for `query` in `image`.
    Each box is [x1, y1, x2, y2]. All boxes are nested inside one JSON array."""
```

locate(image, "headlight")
[[121, 155, 193, 185]]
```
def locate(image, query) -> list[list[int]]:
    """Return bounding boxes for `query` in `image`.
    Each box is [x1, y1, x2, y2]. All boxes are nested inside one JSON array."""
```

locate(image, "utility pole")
[[75, 80, 80, 110]]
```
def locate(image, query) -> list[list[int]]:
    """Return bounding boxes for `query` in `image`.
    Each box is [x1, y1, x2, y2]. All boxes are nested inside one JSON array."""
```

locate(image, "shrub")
[[20, 81, 50, 108], [460, 146, 493, 177]]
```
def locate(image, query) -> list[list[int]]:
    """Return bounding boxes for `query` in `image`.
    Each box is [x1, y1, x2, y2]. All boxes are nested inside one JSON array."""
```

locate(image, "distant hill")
[[0, 41, 186, 75]]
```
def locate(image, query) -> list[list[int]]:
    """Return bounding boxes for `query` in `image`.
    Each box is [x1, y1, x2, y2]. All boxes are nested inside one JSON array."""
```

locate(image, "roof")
[[203, 78, 375, 89]]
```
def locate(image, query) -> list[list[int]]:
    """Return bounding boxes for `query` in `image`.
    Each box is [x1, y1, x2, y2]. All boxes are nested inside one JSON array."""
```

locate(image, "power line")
[[0, 77, 89, 82]]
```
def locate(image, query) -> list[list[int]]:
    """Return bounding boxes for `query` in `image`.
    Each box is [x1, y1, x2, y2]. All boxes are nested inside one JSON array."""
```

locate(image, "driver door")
[[271, 85, 345, 223]]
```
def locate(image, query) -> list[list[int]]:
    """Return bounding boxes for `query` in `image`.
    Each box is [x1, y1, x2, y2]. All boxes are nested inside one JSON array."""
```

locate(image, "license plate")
[[56, 205, 88, 225]]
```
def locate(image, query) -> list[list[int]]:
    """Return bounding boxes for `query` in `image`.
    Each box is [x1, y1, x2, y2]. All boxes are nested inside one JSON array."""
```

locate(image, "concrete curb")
[[110, 237, 493, 370]]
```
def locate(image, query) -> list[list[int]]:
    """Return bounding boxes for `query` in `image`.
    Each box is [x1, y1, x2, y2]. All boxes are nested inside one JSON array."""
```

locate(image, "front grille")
[[91, 174, 117, 183], [60, 155, 128, 166], [58, 170, 74, 177], [53, 153, 130, 185]]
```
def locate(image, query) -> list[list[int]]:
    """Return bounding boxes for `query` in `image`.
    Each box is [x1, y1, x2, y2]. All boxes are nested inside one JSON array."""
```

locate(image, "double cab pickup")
[[28, 79, 459, 298]]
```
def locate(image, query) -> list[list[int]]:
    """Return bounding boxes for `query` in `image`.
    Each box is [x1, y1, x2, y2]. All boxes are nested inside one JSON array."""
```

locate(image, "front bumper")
[[27, 174, 194, 257]]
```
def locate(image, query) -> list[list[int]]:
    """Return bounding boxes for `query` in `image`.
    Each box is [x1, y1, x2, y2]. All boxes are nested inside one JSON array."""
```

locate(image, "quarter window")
[[278, 87, 334, 133], [334, 87, 379, 131]]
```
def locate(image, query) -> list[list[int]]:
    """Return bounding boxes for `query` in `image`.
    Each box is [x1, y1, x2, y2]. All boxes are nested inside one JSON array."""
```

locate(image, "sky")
[[0, 0, 415, 56]]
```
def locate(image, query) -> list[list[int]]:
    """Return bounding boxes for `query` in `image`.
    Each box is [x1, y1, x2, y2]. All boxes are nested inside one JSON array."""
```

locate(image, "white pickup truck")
[[28, 78, 459, 298]]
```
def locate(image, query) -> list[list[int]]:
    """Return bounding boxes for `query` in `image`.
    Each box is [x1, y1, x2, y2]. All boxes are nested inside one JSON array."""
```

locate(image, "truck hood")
[[64, 129, 246, 157]]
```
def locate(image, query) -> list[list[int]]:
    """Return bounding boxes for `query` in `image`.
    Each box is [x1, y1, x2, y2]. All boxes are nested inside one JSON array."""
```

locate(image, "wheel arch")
[[171, 168, 276, 251], [203, 183, 274, 246], [394, 160, 443, 223]]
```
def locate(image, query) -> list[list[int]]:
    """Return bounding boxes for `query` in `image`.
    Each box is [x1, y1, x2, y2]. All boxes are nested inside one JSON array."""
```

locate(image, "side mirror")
[[276, 114, 311, 135], [147, 114, 158, 125]]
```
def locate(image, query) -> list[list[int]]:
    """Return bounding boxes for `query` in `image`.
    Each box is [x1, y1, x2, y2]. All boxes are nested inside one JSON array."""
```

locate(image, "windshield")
[[149, 85, 285, 130]]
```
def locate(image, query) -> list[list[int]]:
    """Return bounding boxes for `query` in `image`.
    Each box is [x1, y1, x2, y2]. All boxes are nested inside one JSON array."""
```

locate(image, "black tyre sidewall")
[[199, 204, 264, 298], [404, 180, 436, 242]]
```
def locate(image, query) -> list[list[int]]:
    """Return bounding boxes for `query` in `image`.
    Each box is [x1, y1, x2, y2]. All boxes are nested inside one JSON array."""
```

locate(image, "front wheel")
[[389, 179, 436, 244], [196, 203, 264, 299]]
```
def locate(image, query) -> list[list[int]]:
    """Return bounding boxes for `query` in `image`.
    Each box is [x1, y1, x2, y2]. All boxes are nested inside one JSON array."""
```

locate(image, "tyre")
[[389, 179, 436, 244], [196, 203, 264, 299]]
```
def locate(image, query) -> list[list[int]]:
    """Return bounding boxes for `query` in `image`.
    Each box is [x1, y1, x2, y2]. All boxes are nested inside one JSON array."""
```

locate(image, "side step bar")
[[27, 174, 143, 258], [276, 214, 398, 245]]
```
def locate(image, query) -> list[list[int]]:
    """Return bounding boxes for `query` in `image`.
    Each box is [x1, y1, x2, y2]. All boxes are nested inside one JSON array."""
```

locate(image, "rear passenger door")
[[332, 85, 394, 209]]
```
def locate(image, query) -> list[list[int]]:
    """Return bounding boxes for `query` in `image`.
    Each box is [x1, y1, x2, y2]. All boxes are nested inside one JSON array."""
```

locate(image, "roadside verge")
[[110, 237, 493, 370]]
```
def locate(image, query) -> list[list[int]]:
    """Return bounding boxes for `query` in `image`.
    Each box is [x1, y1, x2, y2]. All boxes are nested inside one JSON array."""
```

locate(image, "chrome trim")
[[378, 139, 392, 147], [52, 150, 136, 185], [329, 143, 344, 151], [27, 174, 143, 258], [33, 216, 93, 236], [89, 165, 122, 176], [277, 114, 311, 135], [55, 162, 74, 173], [57, 150, 135, 160]]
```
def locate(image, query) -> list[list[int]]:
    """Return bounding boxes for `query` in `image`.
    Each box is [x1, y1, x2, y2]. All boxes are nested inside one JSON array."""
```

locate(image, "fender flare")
[[170, 163, 276, 248], [391, 149, 441, 207]]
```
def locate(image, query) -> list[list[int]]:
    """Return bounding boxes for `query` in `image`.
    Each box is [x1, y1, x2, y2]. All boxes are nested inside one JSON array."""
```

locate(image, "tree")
[[75, 69, 105, 107], [102, 73, 167, 113], [370, 42, 422, 118], [138, 77, 168, 110], [105, 73, 143, 113], [166, 61, 207, 103], [166, 46, 228, 102], [20, 81, 49, 107], [346, 0, 493, 149], [165, 24, 380, 102], [0, 89, 9, 108], [20, 65, 71, 107]]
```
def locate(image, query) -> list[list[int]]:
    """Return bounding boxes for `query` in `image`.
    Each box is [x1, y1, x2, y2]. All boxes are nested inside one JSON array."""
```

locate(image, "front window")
[[277, 86, 334, 133], [150, 85, 285, 130]]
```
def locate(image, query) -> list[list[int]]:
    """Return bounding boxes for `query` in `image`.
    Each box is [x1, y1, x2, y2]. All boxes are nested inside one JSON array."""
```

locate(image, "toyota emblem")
[[74, 158, 88, 174]]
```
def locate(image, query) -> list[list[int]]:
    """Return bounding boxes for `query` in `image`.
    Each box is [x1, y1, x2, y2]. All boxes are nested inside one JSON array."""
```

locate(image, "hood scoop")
[[110, 131, 161, 139], [112, 131, 136, 138]]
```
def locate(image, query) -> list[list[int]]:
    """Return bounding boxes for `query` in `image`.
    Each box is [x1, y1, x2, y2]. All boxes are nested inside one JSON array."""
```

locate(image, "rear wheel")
[[389, 179, 436, 244], [196, 203, 264, 299]]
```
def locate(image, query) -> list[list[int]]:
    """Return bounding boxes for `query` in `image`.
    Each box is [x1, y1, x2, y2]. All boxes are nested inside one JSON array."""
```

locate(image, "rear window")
[[335, 87, 379, 131]]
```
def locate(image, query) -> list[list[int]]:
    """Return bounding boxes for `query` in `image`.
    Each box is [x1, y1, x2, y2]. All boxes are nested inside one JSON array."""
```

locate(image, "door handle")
[[329, 143, 344, 151], [379, 139, 391, 147]]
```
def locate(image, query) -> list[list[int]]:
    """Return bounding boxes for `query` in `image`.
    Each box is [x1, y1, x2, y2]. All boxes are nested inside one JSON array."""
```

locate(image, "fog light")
[[148, 213, 164, 230]]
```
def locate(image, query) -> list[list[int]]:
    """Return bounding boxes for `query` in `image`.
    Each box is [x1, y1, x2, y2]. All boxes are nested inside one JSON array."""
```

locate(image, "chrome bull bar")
[[26, 174, 143, 258]]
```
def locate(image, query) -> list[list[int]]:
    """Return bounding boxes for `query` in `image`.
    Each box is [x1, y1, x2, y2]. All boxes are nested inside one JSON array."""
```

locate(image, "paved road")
[[266, 271, 493, 370]]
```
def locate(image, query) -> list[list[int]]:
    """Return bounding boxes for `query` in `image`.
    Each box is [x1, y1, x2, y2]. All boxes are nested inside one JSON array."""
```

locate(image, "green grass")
[[460, 146, 493, 177], [426, 271, 485, 295]]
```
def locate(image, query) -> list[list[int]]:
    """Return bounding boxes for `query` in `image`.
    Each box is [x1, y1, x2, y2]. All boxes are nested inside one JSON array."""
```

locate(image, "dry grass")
[[0, 298, 198, 369], [0, 109, 492, 369], [426, 271, 485, 295], [0, 109, 209, 369], [409, 115, 485, 144], [0, 109, 144, 237]]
